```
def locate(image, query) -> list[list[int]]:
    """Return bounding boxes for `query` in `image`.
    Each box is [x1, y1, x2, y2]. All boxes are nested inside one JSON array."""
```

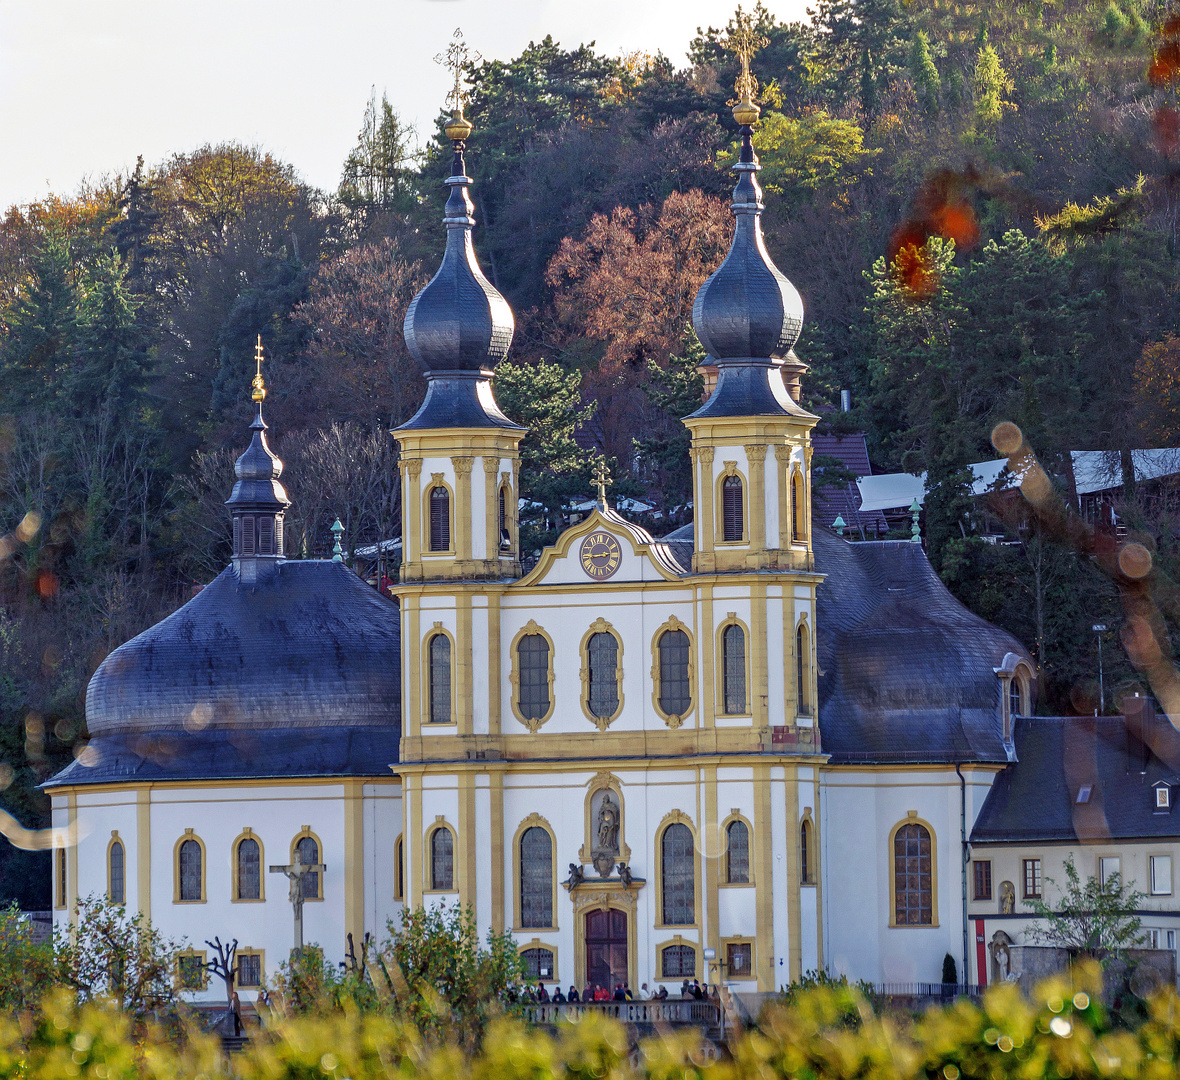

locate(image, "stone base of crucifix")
[[269, 852, 326, 954]]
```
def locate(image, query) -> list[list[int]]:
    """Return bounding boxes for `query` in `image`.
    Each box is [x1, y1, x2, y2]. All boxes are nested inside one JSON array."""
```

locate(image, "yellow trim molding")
[[174, 948, 208, 991], [888, 812, 939, 928], [422, 622, 458, 727], [654, 809, 701, 930], [714, 461, 749, 545], [715, 613, 753, 718], [800, 810, 815, 886], [509, 620, 556, 732], [580, 773, 632, 865], [424, 816, 459, 894], [650, 615, 695, 728], [720, 936, 758, 982], [719, 811, 755, 887], [173, 828, 207, 904], [235, 948, 266, 989], [518, 937, 560, 983], [231, 827, 265, 902], [106, 831, 125, 903], [579, 617, 625, 730], [512, 813, 559, 932], [655, 934, 702, 982]]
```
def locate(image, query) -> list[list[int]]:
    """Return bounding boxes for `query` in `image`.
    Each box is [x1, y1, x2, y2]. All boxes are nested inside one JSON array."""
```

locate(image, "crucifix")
[[722, 9, 769, 107], [251, 334, 266, 403], [435, 28, 481, 118], [592, 460, 612, 508], [268, 851, 326, 952]]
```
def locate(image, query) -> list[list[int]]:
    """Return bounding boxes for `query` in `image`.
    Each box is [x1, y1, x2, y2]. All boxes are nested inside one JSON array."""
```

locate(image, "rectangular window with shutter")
[[241, 516, 255, 555], [274, 516, 283, 556], [258, 516, 273, 555]]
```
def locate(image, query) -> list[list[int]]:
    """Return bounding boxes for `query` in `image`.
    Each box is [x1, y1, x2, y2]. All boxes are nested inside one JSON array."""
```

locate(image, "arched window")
[[661, 944, 696, 978], [429, 486, 450, 551], [394, 835, 404, 901], [296, 835, 320, 899], [237, 836, 260, 900], [431, 827, 454, 891], [521, 947, 555, 981], [792, 471, 806, 542], [1009, 677, 1022, 720], [657, 629, 691, 717], [722, 624, 746, 715], [518, 634, 551, 722], [178, 839, 202, 902], [893, 822, 933, 925], [661, 822, 695, 925], [520, 826, 553, 928], [587, 632, 620, 720], [722, 476, 743, 542], [428, 633, 452, 723], [726, 820, 750, 884], [796, 623, 810, 716], [499, 485, 511, 550], [109, 839, 125, 904], [800, 819, 813, 884]]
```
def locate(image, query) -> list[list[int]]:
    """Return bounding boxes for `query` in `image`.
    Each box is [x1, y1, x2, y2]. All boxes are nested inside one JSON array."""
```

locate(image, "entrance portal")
[[585, 908, 628, 994]]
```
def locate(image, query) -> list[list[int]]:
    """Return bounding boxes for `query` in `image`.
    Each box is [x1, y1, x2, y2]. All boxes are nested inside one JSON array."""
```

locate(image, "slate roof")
[[811, 433, 888, 536], [48, 560, 401, 787], [657, 523, 1032, 764], [971, 715, 1180, 843]]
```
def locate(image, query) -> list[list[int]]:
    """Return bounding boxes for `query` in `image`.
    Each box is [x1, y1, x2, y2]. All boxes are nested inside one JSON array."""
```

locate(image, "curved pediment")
[[514, 508, 688, 588]]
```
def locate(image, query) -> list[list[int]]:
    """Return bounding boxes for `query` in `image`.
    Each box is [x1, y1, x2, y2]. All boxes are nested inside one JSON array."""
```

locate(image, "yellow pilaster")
[[137, 787, 151, 921], [457, 593, 473, 736], [704, 765, 720, 964], [483, 456, 499, 563], [697, 448, 715, 567], [745, 444, 767, 558], [460, 770, 477, 921], [452, 456, 473, 562], [786, 764, 802, 980], [344, 779, 364, 945], [408, 774, 423, 909], [488, 593, 502, 736], [67, 792, 79, 928], [754, 763, 774, 989], [774, 445, 791, 552], [407, 596, 421, 737], [701, 585, 716, 729], [812, 773, 824, 970], [404, 458, 422, 567], [751, 580, 768, 728], [490, 769, 505, 933]]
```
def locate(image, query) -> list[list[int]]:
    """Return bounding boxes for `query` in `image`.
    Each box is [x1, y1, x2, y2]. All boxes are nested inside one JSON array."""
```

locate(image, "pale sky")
[[0, 0, 808, 210]]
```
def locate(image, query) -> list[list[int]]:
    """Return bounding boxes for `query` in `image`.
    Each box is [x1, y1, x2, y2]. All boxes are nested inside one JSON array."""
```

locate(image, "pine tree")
[[972, 43, 1015, 135], [909, 32, 942, 115], [338, 89, 418, 237]]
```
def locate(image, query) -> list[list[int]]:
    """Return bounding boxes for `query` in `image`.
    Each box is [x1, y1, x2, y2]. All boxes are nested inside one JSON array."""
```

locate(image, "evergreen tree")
[[909, 31, 941, 115], [972, 43, 1015, 135], [108, 155, 160, 290], [338, 90, 418, 238]]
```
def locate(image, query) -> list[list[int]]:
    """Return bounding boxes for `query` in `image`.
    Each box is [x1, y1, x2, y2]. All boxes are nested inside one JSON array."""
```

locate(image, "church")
[[46, 71, 1037, 1002]]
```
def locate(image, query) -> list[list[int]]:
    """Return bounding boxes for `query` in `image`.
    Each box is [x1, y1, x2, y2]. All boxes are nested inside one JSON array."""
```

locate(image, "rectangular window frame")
[[1023, 858, 1042, 900], [1099, 855, 1121, 890], [1151, 853, 1173, 896], [972, 859, 992, 901], [175, 949, 209, 991], [235, 949, 265, 989], [721, 936, 757, 982]]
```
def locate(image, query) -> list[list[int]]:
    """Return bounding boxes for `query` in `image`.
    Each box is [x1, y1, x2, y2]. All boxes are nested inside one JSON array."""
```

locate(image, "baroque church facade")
[[46, 89, 1038, 1001]]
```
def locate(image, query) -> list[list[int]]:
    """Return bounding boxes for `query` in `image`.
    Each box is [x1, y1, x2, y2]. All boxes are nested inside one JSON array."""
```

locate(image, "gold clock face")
[[580, 531, 622, 580]]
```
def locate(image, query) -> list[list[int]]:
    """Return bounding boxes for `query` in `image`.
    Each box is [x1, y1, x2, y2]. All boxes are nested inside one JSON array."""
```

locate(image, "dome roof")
[[402, 144, 513, 374], [85, 561, 399, 736], [225, 406, 288, 513], [691, 134, 803, 363]]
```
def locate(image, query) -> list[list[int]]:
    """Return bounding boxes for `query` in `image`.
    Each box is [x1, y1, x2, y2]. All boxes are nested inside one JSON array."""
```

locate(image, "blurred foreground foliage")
[[7, 961, 1180, 1080]]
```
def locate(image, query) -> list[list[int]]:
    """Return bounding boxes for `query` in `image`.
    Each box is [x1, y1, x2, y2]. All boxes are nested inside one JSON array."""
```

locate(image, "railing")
[[520, 999, 721, 1027], [875, 982, 984, 1001]]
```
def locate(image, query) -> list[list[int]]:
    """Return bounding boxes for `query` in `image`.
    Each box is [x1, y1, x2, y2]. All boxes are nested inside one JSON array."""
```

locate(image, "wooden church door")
[[585, 908, 628, 993]]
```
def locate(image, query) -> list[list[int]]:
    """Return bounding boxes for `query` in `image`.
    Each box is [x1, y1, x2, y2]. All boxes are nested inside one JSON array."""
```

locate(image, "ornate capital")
[[744, 444, 768, 465], [405, 459, 422, 480], [482, 455, 500, 475], [774, 445, 792, 465], [451, 456, 474, 476], [697, 446, 715, 466]]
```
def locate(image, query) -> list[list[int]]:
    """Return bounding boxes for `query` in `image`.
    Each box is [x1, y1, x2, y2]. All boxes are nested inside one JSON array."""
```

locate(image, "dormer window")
[[1076, 785, 1092, 804], [1156, 785, 1171, 811], [1009, 678, 1021, 720]]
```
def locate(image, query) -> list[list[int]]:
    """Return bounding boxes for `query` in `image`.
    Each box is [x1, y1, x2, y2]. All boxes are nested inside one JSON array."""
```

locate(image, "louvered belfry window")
[[518, 634, 550, 721], [661, 822, 695, 925], [587, 632, 619, 719], [658, 629, 691, 716], [237, 837, 260, 900], [431, 828, 454, 890], [429, 487, 450, 551], [109, 840, 125, 903], [296, 836, 320, 899], [793, 472, 806, 542], [429, 634, 451, 723], [726, 819, 750, 884], [723, 624, 746, 714], [894, 823, 933, 924], [240, 515, 255, 556], [520, 826, 553, 928], [258, 515, 274, 555], [179, 839, 202, 901], [722, 476, 743, 541]]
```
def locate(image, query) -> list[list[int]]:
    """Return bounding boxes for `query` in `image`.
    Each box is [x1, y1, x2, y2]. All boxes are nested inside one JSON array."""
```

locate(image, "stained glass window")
[[722, 476, 743, 541], [658, 629, 691, 717], [237, 837, 260, 900], [431, 827, 454, 890], [661, 944, 695, 978], [587, 632, 619, 719], [429, 634, 451, 723], [179, 839, 202, 901], [520, 826, 553, 928], [297, 836, 320, 899], [801, 819, 813, 884], [893, 823, 933, 924], [723, 624, 746, 714], [518, 634, 550, 721], [395, 836, 404, 900], [109, 840, 124, 903], [661, 822, 695, 925], [726, 820, 749, 884], [430, 487, 450, 551]]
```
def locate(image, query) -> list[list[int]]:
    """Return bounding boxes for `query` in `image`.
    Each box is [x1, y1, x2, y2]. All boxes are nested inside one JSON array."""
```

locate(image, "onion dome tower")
[[684, 20, 819, 576], [226, 337, 290, 583], [395, 34, 525, 584]]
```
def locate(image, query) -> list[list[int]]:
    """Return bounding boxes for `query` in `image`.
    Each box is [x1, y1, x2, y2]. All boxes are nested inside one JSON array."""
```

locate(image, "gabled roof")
[[972, 715, 1180, 844]]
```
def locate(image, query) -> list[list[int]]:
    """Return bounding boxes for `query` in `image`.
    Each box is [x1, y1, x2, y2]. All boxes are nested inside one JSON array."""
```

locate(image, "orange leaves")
[[887, 168, 983, 299]]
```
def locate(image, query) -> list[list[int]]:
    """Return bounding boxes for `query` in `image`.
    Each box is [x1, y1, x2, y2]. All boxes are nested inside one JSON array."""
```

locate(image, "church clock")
[[580, 531, 622, 580]]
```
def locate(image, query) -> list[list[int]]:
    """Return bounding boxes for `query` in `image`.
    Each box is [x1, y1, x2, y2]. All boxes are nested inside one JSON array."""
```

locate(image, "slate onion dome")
[[225, 337, 290, 582], [688, 71, 810, 419], [398, 92, 522, 432]]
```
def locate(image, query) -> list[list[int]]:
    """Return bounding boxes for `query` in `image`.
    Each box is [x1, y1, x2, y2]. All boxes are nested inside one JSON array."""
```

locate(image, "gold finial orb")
[[444, 109, 474, 141], [436, 28, 480, 142], [723, 8, 768, 127], [733, 99, 761, 126], [251, 334, 266, 403]]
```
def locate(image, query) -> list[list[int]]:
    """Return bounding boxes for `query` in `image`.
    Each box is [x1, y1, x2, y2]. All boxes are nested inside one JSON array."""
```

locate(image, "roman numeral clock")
[[580, 531, 621, 580]]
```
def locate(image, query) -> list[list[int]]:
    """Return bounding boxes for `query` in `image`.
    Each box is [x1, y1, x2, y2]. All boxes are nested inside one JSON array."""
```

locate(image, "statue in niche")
[[999, 880, 1015, 914], [590, 789, 621, 876]]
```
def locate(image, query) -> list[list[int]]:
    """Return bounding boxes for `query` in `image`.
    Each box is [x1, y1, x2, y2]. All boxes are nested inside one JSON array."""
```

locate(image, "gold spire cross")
[[592, 461, 612, 507], [723, 7, 768, 107], [435, 28, 481, 116], [252, 334, 266, 402]]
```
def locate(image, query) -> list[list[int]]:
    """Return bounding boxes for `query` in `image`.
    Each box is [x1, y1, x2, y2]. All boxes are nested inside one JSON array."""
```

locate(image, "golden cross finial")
[[723, 8, 768, 118], [435, 28, 481, 118], [251, 334, 266, 403], [592, 461, 612, 507]]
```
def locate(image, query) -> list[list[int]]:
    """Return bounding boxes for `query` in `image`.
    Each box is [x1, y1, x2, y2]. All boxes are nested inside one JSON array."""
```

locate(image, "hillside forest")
[[1, 1, 1179, 904]]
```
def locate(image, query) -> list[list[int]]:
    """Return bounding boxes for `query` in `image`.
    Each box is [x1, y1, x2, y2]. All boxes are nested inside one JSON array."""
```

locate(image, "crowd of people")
[[511, 979, 719, 1003]]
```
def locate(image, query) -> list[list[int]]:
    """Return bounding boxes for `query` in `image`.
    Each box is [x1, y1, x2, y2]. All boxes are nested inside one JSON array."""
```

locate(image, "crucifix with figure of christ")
[[269, 850, 326, 952]]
